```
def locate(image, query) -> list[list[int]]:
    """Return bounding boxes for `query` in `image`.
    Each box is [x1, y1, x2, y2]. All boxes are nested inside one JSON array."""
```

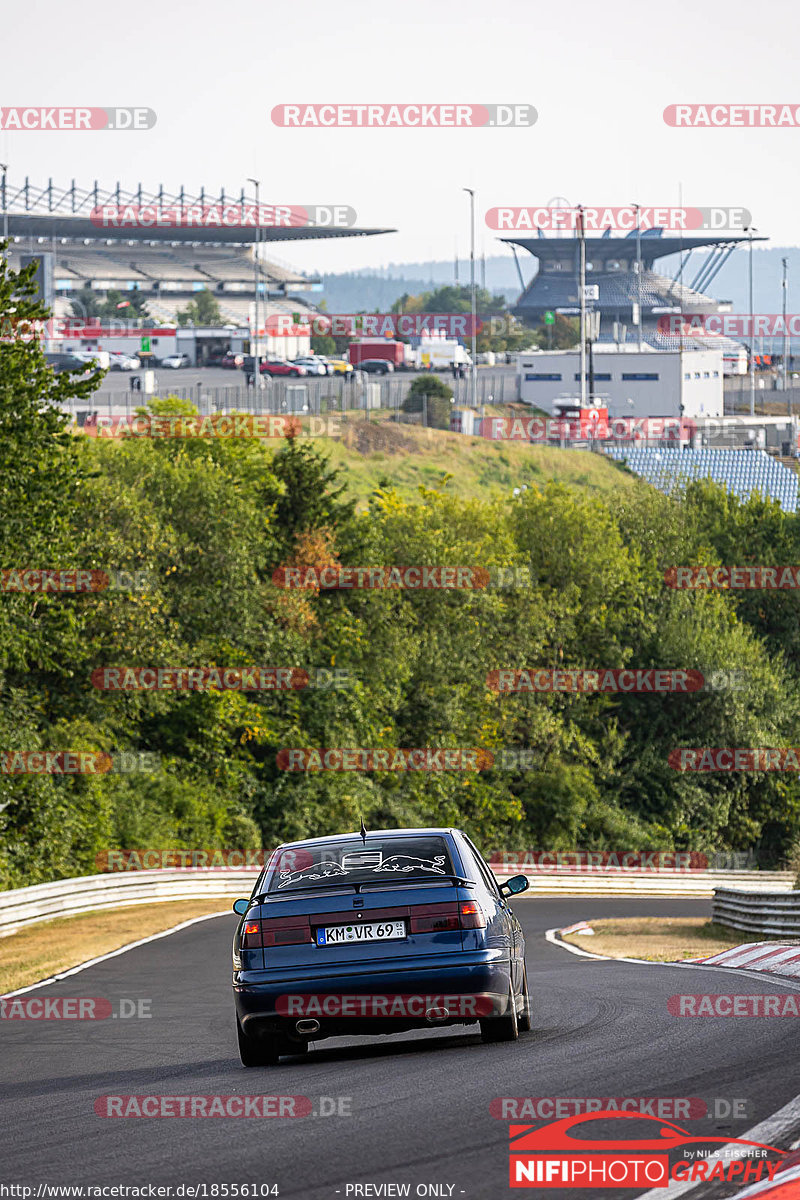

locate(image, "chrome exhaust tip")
[[295, 1018, 320, 1035], [425, 1006, 451, 1023]]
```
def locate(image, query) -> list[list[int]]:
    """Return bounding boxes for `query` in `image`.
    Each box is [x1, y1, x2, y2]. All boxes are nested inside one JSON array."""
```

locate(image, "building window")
[[573, 373, 612, 381], [703, 371, 710, 378], [713, 371, 719, 377], [525, 373, 562, 381], [621, 373, 659, 381], [684, 373, 691, 380]]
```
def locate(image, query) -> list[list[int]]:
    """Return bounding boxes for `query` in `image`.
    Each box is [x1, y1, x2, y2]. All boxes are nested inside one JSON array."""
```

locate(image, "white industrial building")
[[516, 345, 724, 419]]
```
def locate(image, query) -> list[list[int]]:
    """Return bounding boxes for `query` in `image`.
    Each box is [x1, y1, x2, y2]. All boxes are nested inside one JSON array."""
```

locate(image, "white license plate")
[[316, 920, 406, 946]]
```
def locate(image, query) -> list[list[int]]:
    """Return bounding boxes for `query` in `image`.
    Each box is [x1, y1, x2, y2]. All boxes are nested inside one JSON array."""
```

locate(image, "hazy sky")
[[3, 0, 799, 278]]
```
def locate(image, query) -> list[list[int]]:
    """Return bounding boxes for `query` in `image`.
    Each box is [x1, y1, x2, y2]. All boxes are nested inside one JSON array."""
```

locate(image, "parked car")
[[231, 825, 530, 1065], [291, 357, 327, 376], [108, 351, 141, 371], [69, 349, 110, 370], [242, 356, 307, 378], [44, 352, 94, 374], [161, 353, 191, 369], [323, 358, 354, 377], [219, 352, 244, 369], [358, 358, 395, 375]]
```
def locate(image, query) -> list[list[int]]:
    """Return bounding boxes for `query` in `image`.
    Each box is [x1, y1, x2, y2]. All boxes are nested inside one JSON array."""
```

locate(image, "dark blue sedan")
[[231, 827, 530, 1066]]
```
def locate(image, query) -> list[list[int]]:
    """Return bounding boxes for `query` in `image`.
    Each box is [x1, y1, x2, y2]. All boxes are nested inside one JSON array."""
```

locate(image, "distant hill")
[[310, 255, 533, 313], [308, 246, 800, 318]]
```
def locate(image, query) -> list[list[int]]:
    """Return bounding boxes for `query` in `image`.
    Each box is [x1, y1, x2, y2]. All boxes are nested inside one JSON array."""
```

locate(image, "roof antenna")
[[359, 816, 367, 845]]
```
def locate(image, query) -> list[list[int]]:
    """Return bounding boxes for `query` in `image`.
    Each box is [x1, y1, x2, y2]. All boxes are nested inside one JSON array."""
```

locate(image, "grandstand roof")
[[502, 232, 767, 266], [6, 213, 393, 244]]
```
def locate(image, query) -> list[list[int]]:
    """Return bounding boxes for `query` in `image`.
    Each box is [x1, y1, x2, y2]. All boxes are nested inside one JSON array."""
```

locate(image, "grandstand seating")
[[603, 447, 799, 512]]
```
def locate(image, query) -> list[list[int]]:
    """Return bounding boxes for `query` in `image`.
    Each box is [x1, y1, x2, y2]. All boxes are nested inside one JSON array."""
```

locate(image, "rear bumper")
[[233, 951, 513, 1038]]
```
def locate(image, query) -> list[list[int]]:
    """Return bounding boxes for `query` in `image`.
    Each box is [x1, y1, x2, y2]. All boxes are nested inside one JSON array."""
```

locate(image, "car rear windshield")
[[264, 836, 456, 893]]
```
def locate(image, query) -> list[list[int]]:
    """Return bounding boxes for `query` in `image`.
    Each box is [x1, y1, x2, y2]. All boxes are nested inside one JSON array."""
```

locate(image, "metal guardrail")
[[0, 869, 255, 936], [712, 887, 800, 937], [507, 868, 795, 899], [0, 868, 795, 936]]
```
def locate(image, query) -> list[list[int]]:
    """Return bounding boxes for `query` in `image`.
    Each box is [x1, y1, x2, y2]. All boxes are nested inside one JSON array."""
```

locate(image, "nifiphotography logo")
[[507, 1110, 784, 1188]]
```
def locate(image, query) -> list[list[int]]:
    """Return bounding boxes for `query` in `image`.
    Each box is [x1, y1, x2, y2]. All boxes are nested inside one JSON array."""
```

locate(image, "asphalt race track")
[[2, 897, 799, 1200]]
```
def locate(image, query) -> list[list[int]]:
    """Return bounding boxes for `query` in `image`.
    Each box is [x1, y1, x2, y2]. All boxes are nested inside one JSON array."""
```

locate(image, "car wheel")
[[479, 985, 519, 1044], [236, 1017, 283, 1067], [518, 963, 532, 1032]]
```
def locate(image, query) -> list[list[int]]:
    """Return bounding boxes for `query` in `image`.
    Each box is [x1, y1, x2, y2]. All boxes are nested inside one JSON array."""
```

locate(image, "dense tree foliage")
[[2, 258, 800, 885]]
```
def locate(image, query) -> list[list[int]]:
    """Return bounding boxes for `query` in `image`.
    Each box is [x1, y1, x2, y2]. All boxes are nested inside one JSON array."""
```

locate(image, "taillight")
[[262, 923, 313, 947], [409, 902, 459, 933], [459, 901, 487, 929], [409, 901, 484, 932], [242, 920, 262, 948]]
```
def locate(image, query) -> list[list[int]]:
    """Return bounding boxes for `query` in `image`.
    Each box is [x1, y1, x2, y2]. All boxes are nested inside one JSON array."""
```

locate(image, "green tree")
[[401, 375, 454, 429], [176, 289, 222, 326]]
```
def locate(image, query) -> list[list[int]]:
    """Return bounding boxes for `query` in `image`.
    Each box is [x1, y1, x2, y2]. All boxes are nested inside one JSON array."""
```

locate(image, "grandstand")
[[502, 228, 767, 368], [603, 446, 798, 513], [1, 177, 394, 332]]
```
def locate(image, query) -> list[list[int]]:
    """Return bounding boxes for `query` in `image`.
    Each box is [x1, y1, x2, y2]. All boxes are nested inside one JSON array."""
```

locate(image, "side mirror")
[[232, 898, 250, 915], [500, 874, 530, 897]]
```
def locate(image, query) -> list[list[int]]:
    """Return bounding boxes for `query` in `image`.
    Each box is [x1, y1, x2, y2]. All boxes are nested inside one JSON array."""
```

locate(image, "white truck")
[[412, 338, 473, 371]]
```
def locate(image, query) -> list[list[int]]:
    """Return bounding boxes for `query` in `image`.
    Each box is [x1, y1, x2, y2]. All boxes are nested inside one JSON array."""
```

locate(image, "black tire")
[[518, 963, 532, 1032], [479, 985, 519, 1044], [236, 1017, 282, 1067]]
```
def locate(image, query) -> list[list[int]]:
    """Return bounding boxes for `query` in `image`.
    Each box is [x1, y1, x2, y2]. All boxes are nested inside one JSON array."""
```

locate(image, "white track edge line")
[[0, 911, 231, 997], [544, 928, 800, 991], [634, 1091, 800, 1199]]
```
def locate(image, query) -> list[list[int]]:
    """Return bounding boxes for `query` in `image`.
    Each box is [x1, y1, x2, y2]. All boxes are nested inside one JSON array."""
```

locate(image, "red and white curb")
[[549, 926, 800, 984], [685, 942, 800, 980], [735, 1150, 800, 1197]]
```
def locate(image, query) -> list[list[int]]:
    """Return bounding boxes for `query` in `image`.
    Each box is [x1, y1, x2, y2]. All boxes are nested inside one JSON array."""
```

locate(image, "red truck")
[[347, 339, 411, 370]]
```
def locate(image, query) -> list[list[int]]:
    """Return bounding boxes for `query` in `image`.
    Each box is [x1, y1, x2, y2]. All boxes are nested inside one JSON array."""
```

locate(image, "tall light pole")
[[745, 226, 757, 415], [632, 201, 643, 350], [578, 205, 587, 408], [782, 256, 790, 413], [463, 187, 477, 409], [0, 164, 8, 247], [247, 177, 262, 390]]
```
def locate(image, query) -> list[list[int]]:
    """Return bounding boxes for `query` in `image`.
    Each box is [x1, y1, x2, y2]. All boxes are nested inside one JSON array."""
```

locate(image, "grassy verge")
[[322, 416, 636, 504], [560, 917, 779, 962], [0, 899, 233, 994]]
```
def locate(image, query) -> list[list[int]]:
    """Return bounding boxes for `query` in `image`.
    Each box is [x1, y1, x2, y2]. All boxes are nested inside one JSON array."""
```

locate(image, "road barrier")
[[712, 887, 800, 937], [0, 867, 795, 937]]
